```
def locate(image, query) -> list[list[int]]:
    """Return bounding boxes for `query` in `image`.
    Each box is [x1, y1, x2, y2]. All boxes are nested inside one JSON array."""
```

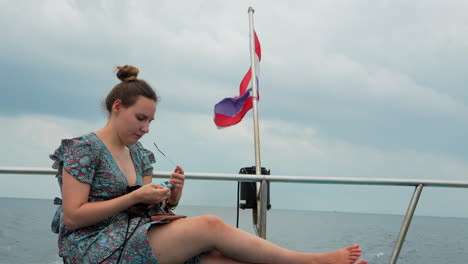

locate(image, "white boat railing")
[[2, 166, 468, 264]]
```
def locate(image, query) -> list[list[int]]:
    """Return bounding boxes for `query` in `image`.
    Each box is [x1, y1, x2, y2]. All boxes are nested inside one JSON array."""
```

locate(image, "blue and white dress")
[[50, 132, 202, 264]]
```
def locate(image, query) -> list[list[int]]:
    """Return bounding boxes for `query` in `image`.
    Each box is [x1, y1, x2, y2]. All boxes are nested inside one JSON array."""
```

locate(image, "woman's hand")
[[168, 165, 185, 205], [134, 183, 171, 205]]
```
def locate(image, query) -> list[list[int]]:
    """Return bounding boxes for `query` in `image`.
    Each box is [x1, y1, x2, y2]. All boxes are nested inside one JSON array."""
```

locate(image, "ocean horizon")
[[1, 197, 467, 264]]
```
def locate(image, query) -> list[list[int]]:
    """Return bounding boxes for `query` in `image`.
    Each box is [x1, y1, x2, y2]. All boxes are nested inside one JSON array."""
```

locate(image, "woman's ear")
[[111, 99, 123, 113]]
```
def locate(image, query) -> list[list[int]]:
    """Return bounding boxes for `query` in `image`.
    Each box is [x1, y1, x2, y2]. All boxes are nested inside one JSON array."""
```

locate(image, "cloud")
[[2, 0, 467, 123], [0, 114, 102, 167], [144, 111, 468, 182], [0, 114, 102, 199], [259, 118, 468, 181]]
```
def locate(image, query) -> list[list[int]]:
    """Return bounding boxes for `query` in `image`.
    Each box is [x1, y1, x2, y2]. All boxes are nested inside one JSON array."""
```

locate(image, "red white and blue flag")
[[214, 31, 262, 127]]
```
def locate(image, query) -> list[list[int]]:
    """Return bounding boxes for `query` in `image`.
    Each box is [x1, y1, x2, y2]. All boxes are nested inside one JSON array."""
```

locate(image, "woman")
[[51, 65, 368, 264]]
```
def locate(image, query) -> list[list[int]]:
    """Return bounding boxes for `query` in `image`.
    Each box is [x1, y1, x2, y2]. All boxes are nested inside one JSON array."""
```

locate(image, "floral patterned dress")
[[50, 132, 202, 264]]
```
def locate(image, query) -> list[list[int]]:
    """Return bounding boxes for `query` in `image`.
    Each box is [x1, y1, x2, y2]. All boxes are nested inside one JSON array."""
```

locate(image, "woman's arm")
[[61, 169, 170, 231], [142, 174, 153, 185]]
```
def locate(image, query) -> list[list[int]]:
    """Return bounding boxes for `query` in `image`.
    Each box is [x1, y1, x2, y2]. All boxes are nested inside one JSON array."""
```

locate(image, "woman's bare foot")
[[314, 244, 368, 264]]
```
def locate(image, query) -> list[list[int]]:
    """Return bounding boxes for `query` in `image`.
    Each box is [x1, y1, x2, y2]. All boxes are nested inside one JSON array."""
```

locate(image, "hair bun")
[[116, 65, 140, 82]]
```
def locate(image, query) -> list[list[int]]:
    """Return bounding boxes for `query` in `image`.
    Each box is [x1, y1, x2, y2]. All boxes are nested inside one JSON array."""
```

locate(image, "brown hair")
[[104, 65, 158, 114]]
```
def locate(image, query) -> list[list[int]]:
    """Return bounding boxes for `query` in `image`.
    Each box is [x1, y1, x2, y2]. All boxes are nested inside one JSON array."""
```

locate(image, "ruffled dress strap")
[[50, 134, 99, 186]]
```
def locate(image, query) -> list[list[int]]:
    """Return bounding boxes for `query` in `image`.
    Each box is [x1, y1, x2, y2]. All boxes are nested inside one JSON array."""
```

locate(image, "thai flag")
[[214, 31, 262, 127]]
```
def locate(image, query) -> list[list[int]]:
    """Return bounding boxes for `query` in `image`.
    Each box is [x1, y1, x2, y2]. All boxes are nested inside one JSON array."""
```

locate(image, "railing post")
[[257, 179, 268, 238], [388, 184, 424, 264]]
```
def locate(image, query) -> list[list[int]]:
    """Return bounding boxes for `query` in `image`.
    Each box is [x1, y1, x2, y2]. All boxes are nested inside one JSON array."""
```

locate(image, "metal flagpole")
[[247, 7, 267, 239]]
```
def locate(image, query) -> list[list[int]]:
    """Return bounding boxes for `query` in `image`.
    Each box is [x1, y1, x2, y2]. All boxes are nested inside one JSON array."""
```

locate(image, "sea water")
[[0, 197, 467, 264]]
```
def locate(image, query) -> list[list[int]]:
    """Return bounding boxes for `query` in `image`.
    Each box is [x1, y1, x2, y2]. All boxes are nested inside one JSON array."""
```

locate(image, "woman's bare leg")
[[148, 215, 367, 264], [199, 246, 367, 264], [200, 250, 250, 264]]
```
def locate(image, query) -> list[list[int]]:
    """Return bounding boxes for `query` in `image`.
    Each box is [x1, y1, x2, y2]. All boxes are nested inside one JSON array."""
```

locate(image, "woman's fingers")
[[176, 165, 184, 174], [171, 172, 185, 180], [170, 177, 184, 185], [136, 185, 171, 204], [173, 165, 185, 175], [170, 166, 185, 188]]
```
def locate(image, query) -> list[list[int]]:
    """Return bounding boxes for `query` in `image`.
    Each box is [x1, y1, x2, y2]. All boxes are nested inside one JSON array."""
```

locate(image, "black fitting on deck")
[[238, 166, 271, 210]]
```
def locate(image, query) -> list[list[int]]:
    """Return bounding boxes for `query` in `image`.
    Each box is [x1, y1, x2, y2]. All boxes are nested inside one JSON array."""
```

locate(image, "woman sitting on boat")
[[50, 64, 368, 264]]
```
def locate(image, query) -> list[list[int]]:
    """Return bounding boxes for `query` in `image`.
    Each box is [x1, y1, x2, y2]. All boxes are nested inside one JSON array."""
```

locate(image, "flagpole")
[[248, 7, 267, 239]]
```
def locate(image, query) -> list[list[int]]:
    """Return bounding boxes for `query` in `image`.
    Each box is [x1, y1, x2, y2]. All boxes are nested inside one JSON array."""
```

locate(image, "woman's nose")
[[141, 123, 150, 133]]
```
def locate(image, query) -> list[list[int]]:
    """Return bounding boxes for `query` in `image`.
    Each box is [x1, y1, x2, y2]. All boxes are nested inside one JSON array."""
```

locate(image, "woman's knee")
[[197, 215, 227, 231]]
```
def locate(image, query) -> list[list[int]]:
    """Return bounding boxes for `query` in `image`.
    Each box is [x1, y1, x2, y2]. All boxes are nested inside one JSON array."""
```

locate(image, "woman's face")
[[115, 96, 156, 145]]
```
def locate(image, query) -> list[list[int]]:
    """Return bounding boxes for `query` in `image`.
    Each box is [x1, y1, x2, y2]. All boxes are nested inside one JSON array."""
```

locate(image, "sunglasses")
[[153, 141, 177, 167]]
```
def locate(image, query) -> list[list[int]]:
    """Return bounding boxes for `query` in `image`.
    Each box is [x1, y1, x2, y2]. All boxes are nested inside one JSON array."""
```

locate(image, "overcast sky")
[[1, 0, 468, 218]]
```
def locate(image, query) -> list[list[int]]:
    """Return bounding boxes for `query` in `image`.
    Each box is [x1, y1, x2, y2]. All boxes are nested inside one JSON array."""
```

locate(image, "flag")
[[214, 31, 262, 127]]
